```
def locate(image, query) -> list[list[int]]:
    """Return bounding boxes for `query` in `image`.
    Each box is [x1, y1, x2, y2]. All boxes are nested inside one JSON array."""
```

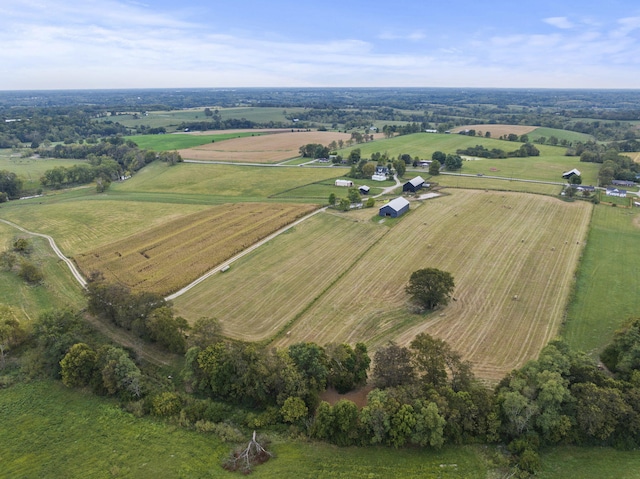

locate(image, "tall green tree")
[[405, 268, 455, 311]]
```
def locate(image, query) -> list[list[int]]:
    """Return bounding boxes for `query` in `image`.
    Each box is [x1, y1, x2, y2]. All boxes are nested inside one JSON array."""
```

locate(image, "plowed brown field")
[[178, 131, 355, 163], [75, 202, 317, 295]]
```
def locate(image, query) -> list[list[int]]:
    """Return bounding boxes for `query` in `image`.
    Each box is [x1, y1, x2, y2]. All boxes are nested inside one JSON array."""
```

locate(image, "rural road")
[[0, 218, 87, 288]]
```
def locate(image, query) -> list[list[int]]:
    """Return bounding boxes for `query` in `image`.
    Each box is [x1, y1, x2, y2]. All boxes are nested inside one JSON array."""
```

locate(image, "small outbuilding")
[[562, 168, 581, 180], [403, 176, 426, 193], [359, 185, 370, 195], [335, 179, 354, 187], [379, 197, 410, 218]]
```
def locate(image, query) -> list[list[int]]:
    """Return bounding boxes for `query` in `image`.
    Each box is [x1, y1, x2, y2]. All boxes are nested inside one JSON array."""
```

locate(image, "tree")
[[328, 193, 336, 206], [147, 306, 189, 353], [393, 159, 406, 178], [347, 188, 361, 204], [372, 342, 415, 388], [188, 316, 222, 348], [405, 268, 455, 311], [428, 160, 441, 176], [280, 396, 308, 424], [0, 305, 25, 369], [60, 343, 97, 387], [361, 162, 375, 177]]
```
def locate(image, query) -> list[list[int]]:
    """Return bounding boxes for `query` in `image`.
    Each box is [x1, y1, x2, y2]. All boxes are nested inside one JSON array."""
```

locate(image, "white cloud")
[[378, 30, 426, 41], [544, 17, 574, 29]]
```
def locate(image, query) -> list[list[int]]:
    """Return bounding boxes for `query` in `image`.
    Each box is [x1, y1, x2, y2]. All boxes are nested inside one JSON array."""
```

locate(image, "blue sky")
[[2, 0, 640, 89]]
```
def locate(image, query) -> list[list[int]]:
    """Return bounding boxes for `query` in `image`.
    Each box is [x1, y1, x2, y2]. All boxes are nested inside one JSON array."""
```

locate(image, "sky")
[[2, 0, 640, 90]]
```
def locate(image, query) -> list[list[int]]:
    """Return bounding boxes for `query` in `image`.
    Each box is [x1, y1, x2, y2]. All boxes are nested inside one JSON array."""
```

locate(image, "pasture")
[[539, 446, 640, 479], [450, 124, 537, 138], [433, 174, 563, 196], [114, 161, 350, 201], [0, 152, 86, 190], [128, 131, 270, 151], [0, 381, 489, 479], [0, 223, 85, 321], [177, 131, 353, 163], [174, 190, 592, 381], [563, 206, 640, 355], [99, 106, 306, 130], [75, 203, 317, 295]]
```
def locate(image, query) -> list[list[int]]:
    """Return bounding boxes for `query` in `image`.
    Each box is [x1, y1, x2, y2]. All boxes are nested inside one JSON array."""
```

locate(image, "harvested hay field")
[[178, 131, 353, 163], [75, 202, 317, 295], [277, 191, 591, 380], [450, 124, 537, 138], [172, 212, 389, 339], [181, 190, 591, 381]]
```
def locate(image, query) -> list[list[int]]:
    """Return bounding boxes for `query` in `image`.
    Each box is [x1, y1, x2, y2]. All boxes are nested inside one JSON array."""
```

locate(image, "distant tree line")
[[456, 143, 539, 159]]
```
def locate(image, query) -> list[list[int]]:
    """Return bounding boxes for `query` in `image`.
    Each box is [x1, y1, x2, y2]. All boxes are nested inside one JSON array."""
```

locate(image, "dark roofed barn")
[[379, 197, 410, 218], [403, 176, 426, 193]]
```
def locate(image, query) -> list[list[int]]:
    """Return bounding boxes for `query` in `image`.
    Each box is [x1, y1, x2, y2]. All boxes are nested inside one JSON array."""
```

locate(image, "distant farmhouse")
[[379, 197, 410, 218], [576, 185, 595, 193], [606, 187, 627, 198], [403, 176, 426, 193], [562, 168, 581, 180], [417, 160, 432, 168], [372, 166, 389, 182]]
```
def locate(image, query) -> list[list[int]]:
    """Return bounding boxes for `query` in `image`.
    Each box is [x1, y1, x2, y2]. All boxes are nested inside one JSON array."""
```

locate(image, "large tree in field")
[[405, 268, 455, 311]]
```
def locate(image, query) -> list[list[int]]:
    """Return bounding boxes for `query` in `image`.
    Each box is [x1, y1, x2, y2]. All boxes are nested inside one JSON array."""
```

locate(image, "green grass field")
[[528, 127, 594, 144], [0, 223, 86, 321], [0, 152, 86, 191], [563, 205, 640, 356], [114, 162, 350, 201], [0, 380, 489, 479], [433, 174, 563, 196], [104, 107, 306, 131], [128, 132, 267, 151], [539, 446, 640, 479]]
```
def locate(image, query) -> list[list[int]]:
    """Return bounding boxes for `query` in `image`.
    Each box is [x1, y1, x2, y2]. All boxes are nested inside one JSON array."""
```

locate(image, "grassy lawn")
[[0, 380, 489, 479], [563, 205, 640, 356], [128, 132, 267, 151], [539, 446, 640, 479]]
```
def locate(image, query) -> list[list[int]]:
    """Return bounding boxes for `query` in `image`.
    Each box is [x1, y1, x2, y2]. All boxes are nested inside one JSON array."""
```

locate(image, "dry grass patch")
[[450, 124, 537, 138], [274, 191, 592, 381], [178, 131, 353, 163], [75, 203, 317, 295]]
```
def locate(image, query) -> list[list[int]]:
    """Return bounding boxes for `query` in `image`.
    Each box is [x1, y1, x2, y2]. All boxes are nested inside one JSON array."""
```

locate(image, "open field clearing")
[[0, 153, 86, 190], [0, 198, 212, 255], [628, 151, 640, 163], [539, 446, 640, 479], [271, 177, 394, 200], [75, 203, 317, 295], [0, 223, 85, 320], [114, 161, 349, 200], [449, 154, 600, 185], [172, 212, 389, 339], [273, 190, 591, 380], [433, 174, 564, 195], [178, 131, 353, 163], [527, 127, 594, 143], [128, 130, 271, 151], [0, 381, 488, 479], [450, 124, 537, 137], [98, 107, 306, 130], [563, 206, 640, 355]]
